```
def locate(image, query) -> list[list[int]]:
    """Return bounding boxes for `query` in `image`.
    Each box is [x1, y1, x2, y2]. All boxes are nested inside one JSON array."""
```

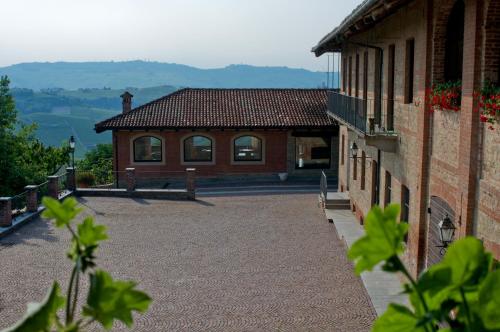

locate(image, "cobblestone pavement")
[[0, 195, 376, 331]]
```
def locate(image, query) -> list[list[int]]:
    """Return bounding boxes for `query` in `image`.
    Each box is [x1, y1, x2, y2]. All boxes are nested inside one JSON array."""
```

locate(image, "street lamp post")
[[69, 135, 75, 169]]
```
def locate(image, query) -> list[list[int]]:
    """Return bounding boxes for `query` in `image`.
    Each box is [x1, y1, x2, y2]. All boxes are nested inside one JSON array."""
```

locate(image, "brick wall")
[[114, 129, 338, 178], [336, 0, 429, 274], [476, 0, 500, 258], [334, 0, 500, 275], [114, 130, 288, 177]]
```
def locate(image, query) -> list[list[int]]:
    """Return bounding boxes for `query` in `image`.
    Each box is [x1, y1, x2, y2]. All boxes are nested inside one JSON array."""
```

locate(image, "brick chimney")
[[120, 91, 133, 114]]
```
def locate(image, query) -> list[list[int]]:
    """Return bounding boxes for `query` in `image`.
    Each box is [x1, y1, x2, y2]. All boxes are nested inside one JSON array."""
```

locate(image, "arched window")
[[133, 136, 162, 162], [234, 135, 262, 162], [444, 0, 464, 82], [183, 135, 213, 162]]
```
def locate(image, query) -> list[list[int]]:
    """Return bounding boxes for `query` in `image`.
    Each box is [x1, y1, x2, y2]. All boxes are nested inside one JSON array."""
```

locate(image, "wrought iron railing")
[[327, 91, 399, 135], [11, 191, 28, 218], [328, 91, 367, 133]]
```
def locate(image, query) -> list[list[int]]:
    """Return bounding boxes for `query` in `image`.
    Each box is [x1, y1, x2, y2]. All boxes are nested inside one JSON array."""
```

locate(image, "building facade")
[[313, 0, 499, 275], [95, 88, 339, 185]]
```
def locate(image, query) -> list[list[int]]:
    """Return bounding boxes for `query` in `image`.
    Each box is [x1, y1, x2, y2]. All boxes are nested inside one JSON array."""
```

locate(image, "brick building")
[[95, 88, 338, 184], [313, 0, 499, 275]]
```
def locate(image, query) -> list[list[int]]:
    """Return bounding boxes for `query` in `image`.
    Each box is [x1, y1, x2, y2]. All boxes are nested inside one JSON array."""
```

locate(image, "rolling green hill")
[[13, 86, 178, 158], [3, 61, 340, 157]]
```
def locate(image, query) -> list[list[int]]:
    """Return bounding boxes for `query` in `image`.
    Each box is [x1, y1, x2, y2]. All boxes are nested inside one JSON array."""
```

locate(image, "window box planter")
[[428, 81, 462, 112], [475, 82, 500, 130]]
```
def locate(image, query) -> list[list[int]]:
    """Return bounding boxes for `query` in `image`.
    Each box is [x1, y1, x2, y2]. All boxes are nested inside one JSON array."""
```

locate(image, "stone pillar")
[[24, 185, 38, 213], [66, 167, 76, 191], [126, 168, 136, 192], [47, 176, 59, 199], [0, 197, 12, 227], [186, 168, 196, 199]]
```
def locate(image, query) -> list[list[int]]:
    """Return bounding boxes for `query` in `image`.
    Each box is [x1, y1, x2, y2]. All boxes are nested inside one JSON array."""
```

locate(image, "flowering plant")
[[475, 82, 500, 130], [428, 80, 462, 112]]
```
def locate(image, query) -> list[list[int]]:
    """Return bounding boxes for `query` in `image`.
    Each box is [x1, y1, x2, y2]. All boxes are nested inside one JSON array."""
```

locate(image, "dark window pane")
[[184, 136, 212, 162], [384, 171, 392, 206], [234, 136, 262, 161], [296, 136, 331, 169], [134, 136, 162, 162]]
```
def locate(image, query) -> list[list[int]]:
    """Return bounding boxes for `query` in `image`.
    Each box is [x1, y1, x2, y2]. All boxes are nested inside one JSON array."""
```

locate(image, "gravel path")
[[0, 194, 375, 331]]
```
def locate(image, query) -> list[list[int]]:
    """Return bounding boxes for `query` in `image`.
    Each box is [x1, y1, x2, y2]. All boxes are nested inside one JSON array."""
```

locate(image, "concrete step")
[[325, 200, 351, 210]]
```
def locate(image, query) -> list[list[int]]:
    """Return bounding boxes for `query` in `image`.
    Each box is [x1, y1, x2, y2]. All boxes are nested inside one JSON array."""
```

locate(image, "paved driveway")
[[0, 194, 375, 331]]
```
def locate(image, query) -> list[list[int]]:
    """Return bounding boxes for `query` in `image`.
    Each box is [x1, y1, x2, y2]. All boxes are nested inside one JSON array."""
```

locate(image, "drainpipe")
[[376, 149, 381, 205]]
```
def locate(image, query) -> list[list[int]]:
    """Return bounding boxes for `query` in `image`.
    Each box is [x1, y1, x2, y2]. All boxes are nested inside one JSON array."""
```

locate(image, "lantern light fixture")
[[437, 214, 456, 255]]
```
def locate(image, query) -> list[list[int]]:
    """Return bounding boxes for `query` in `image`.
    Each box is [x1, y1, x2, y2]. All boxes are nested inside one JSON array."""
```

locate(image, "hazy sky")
[[0, 0, 358, 71]]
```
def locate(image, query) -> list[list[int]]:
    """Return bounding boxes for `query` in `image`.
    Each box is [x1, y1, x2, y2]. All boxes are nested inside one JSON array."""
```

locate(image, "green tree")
[[348, 204, 500, 332], [0, 76, 69, 196], [76, 144, 113, 186]]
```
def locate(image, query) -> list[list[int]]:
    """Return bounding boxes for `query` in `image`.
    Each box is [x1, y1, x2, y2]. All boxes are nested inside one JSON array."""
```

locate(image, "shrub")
[[76, 171, 96, 187]]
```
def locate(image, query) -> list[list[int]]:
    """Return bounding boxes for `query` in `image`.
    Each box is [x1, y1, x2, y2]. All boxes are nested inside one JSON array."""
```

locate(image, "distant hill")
[[0, 61, 338, 90], [12, 86, 177, 158]]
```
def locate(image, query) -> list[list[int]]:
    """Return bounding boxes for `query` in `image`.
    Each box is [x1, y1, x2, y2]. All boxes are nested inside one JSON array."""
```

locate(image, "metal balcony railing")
[[327, 91, 367, 133], [327, 91, 400, 135]]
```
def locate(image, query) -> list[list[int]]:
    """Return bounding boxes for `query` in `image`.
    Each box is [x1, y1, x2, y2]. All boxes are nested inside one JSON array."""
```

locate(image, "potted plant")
[[76, 171, 96, 188], [278, 172, 288, 181], [428, 80, 462, 112]]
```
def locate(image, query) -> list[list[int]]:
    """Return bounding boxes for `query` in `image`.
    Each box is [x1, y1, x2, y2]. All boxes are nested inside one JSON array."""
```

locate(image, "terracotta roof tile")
[[95, 88, 335, 132]]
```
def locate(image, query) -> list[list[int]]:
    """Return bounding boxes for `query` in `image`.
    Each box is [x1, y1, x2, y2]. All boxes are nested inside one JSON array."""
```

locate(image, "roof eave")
[[311, 0, 411, 56], [95, 123, 337, 133]]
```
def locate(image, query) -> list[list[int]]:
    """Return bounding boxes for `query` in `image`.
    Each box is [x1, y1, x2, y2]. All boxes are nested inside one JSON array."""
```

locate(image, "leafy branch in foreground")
[[348, 204, 500, 332], [2, 197, 151, 332]]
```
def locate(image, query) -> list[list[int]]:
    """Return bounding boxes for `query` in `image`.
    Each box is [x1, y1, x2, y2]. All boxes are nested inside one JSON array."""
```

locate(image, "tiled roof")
[[95, 88, 335, 132]]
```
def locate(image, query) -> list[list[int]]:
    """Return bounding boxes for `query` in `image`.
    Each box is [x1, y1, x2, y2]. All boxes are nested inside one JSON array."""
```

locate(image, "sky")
[[0, 0, 359, 71]]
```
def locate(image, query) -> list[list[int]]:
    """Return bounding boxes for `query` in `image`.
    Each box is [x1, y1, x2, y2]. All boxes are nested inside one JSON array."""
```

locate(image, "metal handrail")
[[320, 171, 328, 200]]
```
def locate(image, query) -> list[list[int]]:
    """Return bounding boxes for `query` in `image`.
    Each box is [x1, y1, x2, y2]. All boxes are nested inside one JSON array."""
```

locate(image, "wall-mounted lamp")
[[437, 214, 456, 255], [350, 142, 358, 158]]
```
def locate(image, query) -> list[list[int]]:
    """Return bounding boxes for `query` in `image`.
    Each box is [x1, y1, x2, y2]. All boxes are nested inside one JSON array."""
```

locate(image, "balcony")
[[327, 91, 398, 152]]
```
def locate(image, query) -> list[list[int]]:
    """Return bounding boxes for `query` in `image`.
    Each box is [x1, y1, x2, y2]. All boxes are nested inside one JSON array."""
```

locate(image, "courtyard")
[[0, 194, 375, 331]]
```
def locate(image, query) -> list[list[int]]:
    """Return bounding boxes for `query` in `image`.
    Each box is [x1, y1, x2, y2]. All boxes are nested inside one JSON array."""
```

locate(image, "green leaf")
[[348, 204, 408, 274], [440, 237, 488, 288], [77, 217, 108, 247], [41, 196, 82, 228], [478, 269, 500, 329], [416, 265, 453, 311], [1, 282, 65, 332], [373, 303, 425, 332], [83, 270, 152, 330]]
